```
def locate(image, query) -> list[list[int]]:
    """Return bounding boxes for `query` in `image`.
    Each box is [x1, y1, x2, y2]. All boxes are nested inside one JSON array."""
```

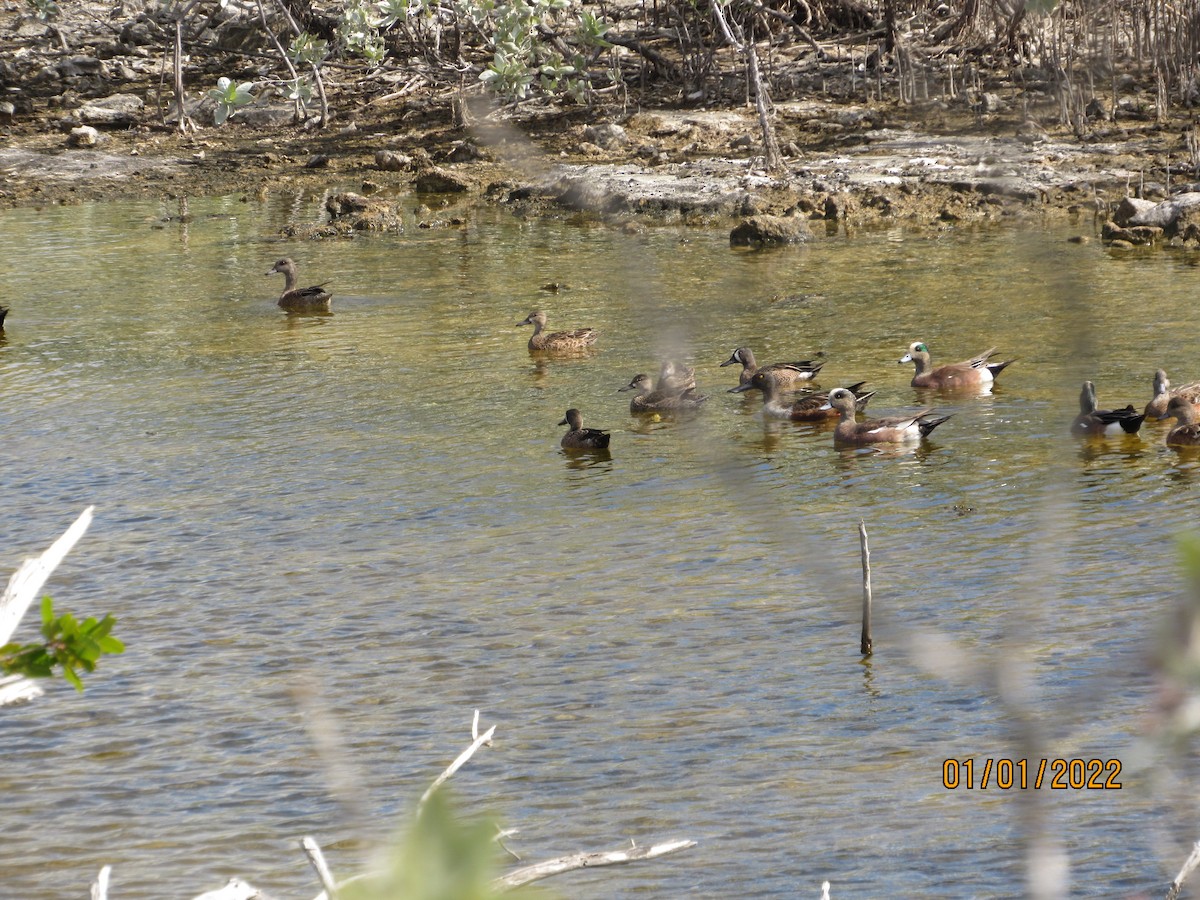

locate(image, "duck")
[[731, 371, 876, 421], [899, 341, 1014, 389], [267, 258, 332, 312], [1159, 395, 1200, 447], [558, 408, 611, 450], [0, 306, 7, 329], [822, 387, 952, 445], [720, 347, 825, 387], [1071, 381, 1145, 436], [619, 372, 709, 414], [516, 310, 598, 352], [1144, 369, 1200, 419]]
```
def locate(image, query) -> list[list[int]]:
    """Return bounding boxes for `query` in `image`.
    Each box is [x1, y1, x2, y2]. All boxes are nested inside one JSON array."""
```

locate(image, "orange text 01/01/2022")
[[942, 758, 1122, 790]]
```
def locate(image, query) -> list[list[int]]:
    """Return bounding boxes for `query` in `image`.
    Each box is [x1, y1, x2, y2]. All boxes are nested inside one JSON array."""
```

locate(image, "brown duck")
[[516, 310, 598, 352], [731, 371, 875, 421], [1145, 369, 1200, 419], [720, 347, 825, 387], [619, 372, 708, 414], [558, 408, 611, 450], [1160, 395, 1200, 447], [822, 387, 952, 445], [899, 341, 1013, 389], [268, 258, 332, 312]]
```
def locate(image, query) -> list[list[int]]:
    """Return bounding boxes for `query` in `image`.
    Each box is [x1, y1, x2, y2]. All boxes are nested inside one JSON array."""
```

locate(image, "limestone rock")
[[730, 215, 813, 246], [79, 93, 143, 126], [413, 166, 471, 193], [67, 125, 101, 148]]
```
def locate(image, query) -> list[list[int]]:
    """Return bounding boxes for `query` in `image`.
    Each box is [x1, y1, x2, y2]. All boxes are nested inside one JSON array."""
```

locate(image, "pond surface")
[[1, 190, 1197, 898]]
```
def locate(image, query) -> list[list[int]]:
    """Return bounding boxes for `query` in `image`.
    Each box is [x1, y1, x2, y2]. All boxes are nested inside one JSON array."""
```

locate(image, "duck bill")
[[719, 357, 737, 367], [729, 382, 754, 393], [898, 353, 913, 364], [818, 401, 832, 410]]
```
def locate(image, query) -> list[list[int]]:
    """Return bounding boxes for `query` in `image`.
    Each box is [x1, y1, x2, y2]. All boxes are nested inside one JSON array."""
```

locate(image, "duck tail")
[[1119, 408, 1146, 434], [918, 413, 954, 437], [987, 357, 1016, 379], [854, 390, 878, 411]]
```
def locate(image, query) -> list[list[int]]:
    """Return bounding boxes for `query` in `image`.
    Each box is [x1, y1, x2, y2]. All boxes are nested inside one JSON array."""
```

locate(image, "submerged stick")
[[494, 838, 698, 890], [859, 520, 873, 656]]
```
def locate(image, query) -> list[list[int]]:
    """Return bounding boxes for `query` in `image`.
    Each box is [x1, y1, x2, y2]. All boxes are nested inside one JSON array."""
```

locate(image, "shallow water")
[[1, 191, 1197, 898]]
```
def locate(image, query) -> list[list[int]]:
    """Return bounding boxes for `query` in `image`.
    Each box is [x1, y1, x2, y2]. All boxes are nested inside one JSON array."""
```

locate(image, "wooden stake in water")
[[859, 520, 873, 656]]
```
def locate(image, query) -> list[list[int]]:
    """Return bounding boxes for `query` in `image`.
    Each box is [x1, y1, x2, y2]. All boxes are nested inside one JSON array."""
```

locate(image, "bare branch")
[[0, 506, 94, 646], [494, 838, 697, 890], [1167, 841, 1200, 900], [416, 710, 496, 816]]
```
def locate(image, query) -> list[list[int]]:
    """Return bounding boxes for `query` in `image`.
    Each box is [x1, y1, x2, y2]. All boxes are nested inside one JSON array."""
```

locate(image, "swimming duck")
[[558, 408, 611, 450], [516, 310, 598, 352], [1071, 381, 1144, 436], [1145, 369, 1200, 419], [1160, 395, 1200, 447], [720, 347, 825, 387], [822, 387, 952, 445], [619, 373, 709, 414], [731, 371, 876, 421], [899, 341, 1014, 389], [267, 258, 332, 312]]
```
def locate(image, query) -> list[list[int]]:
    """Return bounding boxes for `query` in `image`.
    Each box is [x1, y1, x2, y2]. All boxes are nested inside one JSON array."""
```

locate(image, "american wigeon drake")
[[558, 408, 611, 449], [1159, 395, 1200, 447], [1071, 381, 1144, 436], [268, 258, 332, 312], [899, 341, 1014, 389], [822, 387, 951, 445], [731, 371, 876, 421], [1145, 369, 1200, 419], [619, 372, 709, 414], [720, 347, 825, 387], [516, 310, 598, 352]]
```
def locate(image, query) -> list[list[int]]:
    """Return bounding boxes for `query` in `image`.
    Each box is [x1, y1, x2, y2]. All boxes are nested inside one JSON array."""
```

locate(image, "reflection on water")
[[0, 194, 1194, 898]]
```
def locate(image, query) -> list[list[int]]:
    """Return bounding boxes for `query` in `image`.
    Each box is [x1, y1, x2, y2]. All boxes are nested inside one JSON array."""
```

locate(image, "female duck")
[[731, 371, 875, 421], [619, 372, 708, 414], [720, 346, 824, 388], [558, 408, 611, 450], [1145, 369, 1200, 419], [268, 258, 332, 312], [1071, 381, 1144, 436], [1160, 395, 1200, 447], [516, 310, 598, 352], [822, 387, 951, 446], [899, 341, 1013, 389]]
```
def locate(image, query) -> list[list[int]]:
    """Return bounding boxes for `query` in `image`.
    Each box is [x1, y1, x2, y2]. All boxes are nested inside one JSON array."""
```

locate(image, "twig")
[[301, 837, 338, 899], [416, 710, 496, 816], [859, 520, 873, 656], [172, 20, 198, 133], [1167, 841, 1200, 900], [493, 838, 697, 890]]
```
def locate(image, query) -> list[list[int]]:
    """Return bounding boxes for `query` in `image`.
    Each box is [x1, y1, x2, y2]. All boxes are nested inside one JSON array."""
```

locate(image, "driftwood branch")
[[493, 838, 697, 890], [90, 865, 111, 900], [1167, 841, 1200, 900], [416, 709, 496, 816], [301, 836, 339, 899]]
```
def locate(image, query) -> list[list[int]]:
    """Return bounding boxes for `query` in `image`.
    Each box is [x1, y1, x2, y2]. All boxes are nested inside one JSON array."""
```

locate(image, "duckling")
[[558, 408, 611, 450], [619, 373, 708, 414], [1145, 369, 1200, 419], [516, 310, 598, 352], [899, 341, 1013, 389], [267, 258, 332, 312], [1160, 395, 1200, 447], [1071, 381, 1144, 436], [823, 387, 951, 445], [731, 371, 875, 421], [720, 346, 824, 387]]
